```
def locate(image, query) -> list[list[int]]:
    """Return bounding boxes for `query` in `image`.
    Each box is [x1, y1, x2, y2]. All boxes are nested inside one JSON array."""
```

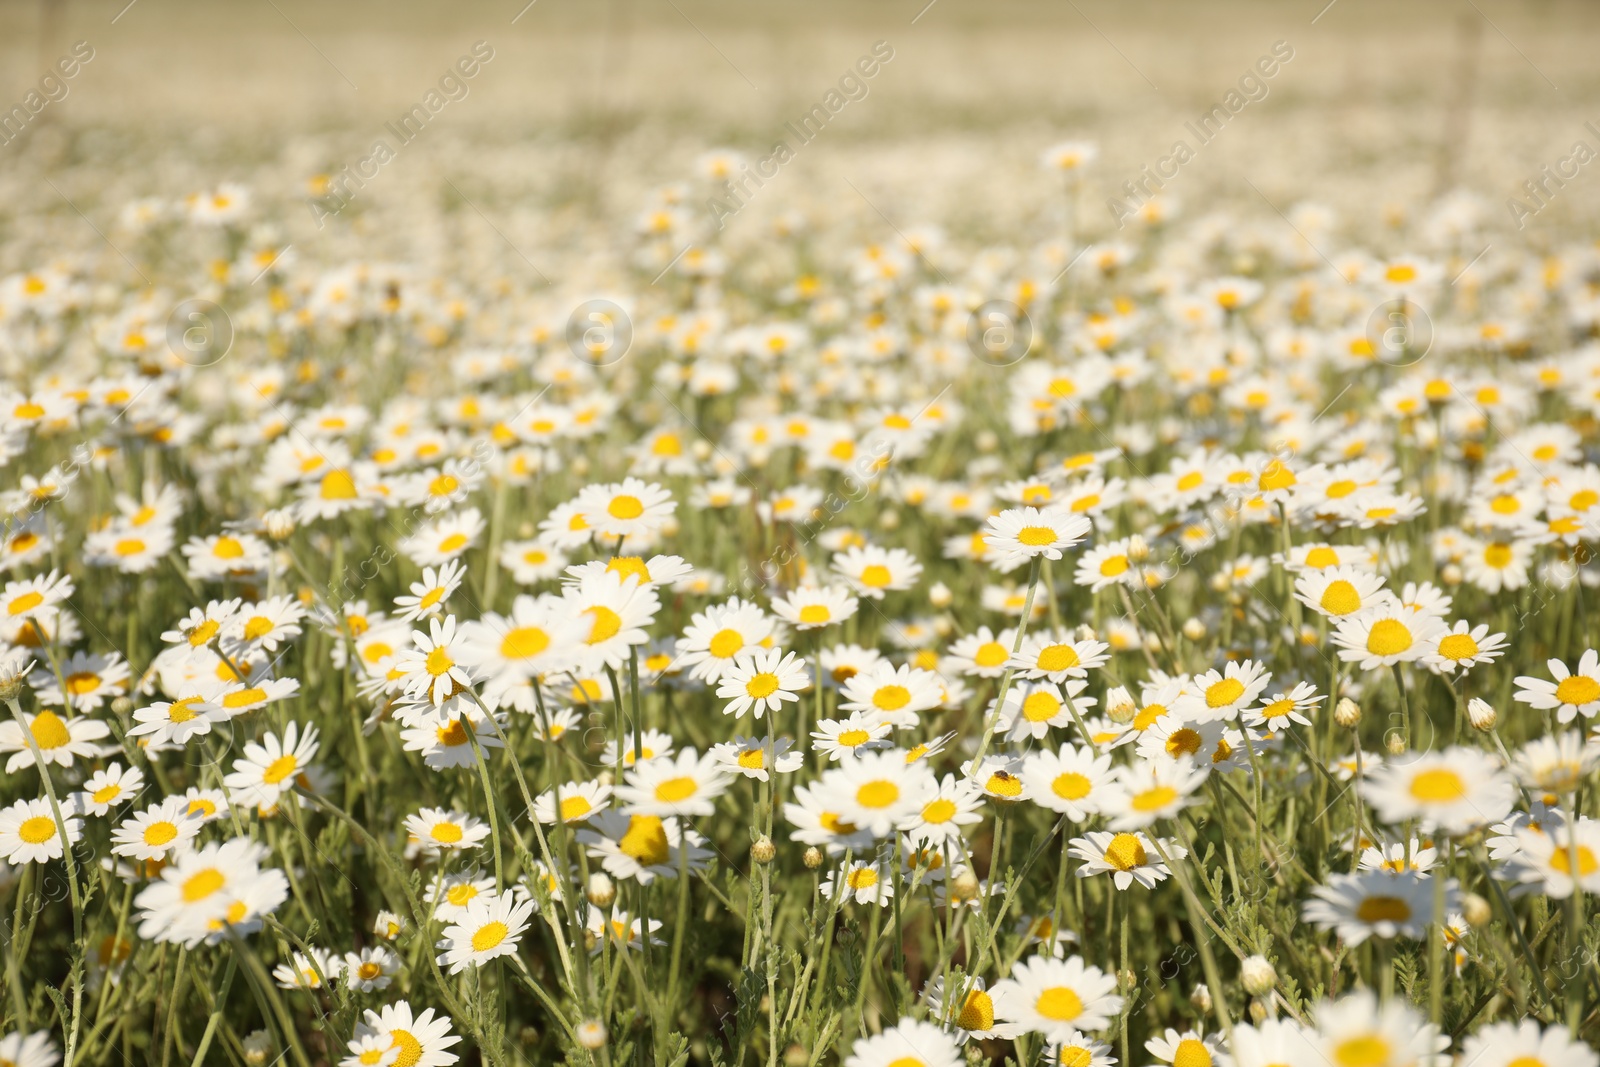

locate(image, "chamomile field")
[[1, 1, 1599, 1066]]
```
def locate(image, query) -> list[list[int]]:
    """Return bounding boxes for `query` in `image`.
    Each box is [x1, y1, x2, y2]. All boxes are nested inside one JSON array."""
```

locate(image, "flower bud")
[[1128, 535, 1150, 563], [263, 508, 296, 541], [1105, 685, 1137, 725], [1075, 624, 1097, 642], [587, 872, 616, 908], [1334, 697, 1362, 728], [1386, 733, 1406, 755], [879, 510, 901, 531], [803, 846, 823, 869], [577, 1020, 608, 1050], [784, 1045, 808, 1067], [1241, 954, 1277, 995], [951, 869, 980, 899], [1462, 892, 1492, 927], [1440, 563, 1463, 587], [976, 430, 999, 453], [1190, 983, 1212, 1014], [1249, 997, 1271, 1025], [1468, 698, 1496, 731], [751, 836, 776, 865], [929, 581, 953, 609], [1182, 617, 1206, 641], [1209, 573, 1232, 593], [243, 1031, 273, 1067]]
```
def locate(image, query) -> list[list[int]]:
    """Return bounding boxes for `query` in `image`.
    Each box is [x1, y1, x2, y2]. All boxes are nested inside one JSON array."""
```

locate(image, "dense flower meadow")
[[0, 143, 1598, 1067]]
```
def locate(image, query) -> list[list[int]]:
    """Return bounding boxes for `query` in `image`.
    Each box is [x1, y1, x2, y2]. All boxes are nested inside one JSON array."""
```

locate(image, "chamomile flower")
[[0, 798, 81, 864], [1459, 1020, 1598, 1067], [394, 561, 466, 622], [1242, 681, 1320, 729], [1294, 566, 1390, 620], [110, 797, 201, 861], [716, 648, 809, 719], [1361, 747, 1516, 835], [990, 954, 1124, 1042], [224, 722, 320, 808], [1071, 831, 1183, 890], [1020, 746, 1114, 821], [0, 707, 111, 771], [1303, 870, 1454, 944], [1099, 760, 1208, 830], [71, 762, 145, 817], [985, 507, 1093, 570], [437, 891, 534, 974], [839, 662, 943, 728], [1175, 660, 1271, 723], [710, 735, 804, 781], [614, 748, 730, 818], [832, 545, 924, 599], [1423, 621, 1507, 673], [404, 807, 491, 853], [811, 715, 894, 760], [771, 584, 859, 630], [1515, 650, 1600, 723], [1333, 608, 1447, 670]]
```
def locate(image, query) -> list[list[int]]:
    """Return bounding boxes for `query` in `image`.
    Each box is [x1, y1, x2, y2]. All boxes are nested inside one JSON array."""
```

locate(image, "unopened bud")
[[1462, 892, 1492, 927], [586, 872, 616, 908], [751, 836, 776, 865], [692, 440, 713, 461], [0, 671, 26, 703], [1468, 698, 1496, 731], [1143, 632, 1163, 654], [242, 1031, 273, 1067], [1075, 624, 1097, 642], [1209, 572, 1231, 592], [1386, 733, 1406, 755], [929, 581, 953, 609], [576, 1020, 608, 1050], [803, 846, 823, 869], [1105, 685, 1137, 725], [1118, 967, 1137, 991], [1182, 617, 1206, 641], [951, 869, 980, 899], [1249, 997, 1271, 1025], [1127, 535, 1150, 563], [263, 508, 296, 541], [784, 1045, 808, 1067], [1241, 954, 1277, 995], [1190, 983, 1212, 1014], [879, 510, 900, 531], [1440, 563, 1463, 587], [976, 430, 998, 453], [1334, 697, 1361, 728]]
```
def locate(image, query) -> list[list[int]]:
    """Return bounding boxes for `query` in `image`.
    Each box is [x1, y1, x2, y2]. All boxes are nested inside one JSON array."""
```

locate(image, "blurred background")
[[0, 0, 1594, 272]]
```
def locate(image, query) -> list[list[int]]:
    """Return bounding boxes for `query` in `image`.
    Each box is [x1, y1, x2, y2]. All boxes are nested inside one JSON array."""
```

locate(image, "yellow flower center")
[[1366, 619, 1413, 656], [653, 777, 698, 802], [1052, 772, 1091, 801], [1436, 634, 1479, 661], [18, 816, 56, 844], [1035, 986, 1084, 1021], [29, 710, 70, 749], [1408, 768, 1465, 802], [1205, 678, 1245, 708], [608, 495, 644, 520], [856, 780, 900, 808], [1556, 676, 1600, 707], [619, 816, 670, 865], [708, 629, 744, 659], [1320, 580, 1362, 615], [585, 606, 622, 645]]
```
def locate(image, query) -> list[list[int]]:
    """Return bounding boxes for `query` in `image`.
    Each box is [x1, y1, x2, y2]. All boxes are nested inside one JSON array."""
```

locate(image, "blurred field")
[[0, 0, 1596, 267]]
